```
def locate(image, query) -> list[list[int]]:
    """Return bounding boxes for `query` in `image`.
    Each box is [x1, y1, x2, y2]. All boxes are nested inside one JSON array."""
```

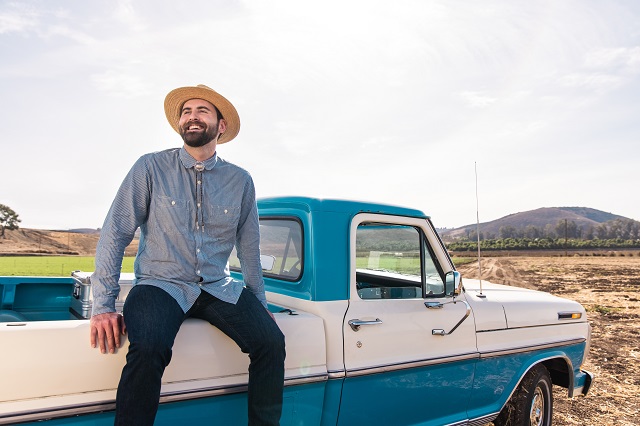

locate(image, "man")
[[90, 84, 285, 426]]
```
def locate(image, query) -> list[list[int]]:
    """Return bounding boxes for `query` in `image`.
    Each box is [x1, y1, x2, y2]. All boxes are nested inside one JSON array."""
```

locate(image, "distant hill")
[[442, 207, 630, 240], [0, 229, 138, 256]]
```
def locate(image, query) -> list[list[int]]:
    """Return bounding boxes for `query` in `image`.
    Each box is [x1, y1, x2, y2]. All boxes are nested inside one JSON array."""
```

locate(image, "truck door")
[[340, 214, 478, 426]]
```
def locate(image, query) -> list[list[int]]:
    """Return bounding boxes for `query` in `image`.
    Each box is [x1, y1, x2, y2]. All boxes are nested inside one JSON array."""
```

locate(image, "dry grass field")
[[457, 255, 640, 426]]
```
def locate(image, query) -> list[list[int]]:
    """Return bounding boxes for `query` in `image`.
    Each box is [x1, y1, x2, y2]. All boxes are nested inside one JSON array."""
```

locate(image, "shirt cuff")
[[91, 296, 117, 316]]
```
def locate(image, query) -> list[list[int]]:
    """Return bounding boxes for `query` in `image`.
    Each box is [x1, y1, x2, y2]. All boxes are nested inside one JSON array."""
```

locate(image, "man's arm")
[[235, 176, 269, 312], [90, 155, 151, 352]]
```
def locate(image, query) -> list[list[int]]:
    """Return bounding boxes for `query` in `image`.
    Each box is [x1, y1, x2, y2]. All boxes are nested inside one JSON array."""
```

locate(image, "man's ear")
[[218, 118, 227, 134]]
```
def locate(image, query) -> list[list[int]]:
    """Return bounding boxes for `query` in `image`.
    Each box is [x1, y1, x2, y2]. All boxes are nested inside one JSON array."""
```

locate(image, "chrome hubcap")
[[530, 386, 545, 426]]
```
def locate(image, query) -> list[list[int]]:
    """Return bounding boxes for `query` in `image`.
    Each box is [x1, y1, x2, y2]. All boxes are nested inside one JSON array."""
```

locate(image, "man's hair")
[[214, 106, 223, 121]]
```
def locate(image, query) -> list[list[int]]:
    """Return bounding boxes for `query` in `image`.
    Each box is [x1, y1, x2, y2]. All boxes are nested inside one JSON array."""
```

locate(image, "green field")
[[0, 257, 135, 277], [0, 256, 474, 277]]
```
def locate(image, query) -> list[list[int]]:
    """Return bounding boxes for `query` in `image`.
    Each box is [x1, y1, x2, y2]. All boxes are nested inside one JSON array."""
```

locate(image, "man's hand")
[[90, 312, 126, 354]]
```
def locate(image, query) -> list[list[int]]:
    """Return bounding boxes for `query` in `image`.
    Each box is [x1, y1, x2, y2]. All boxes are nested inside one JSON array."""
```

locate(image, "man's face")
[[178, 99, 225, 148]]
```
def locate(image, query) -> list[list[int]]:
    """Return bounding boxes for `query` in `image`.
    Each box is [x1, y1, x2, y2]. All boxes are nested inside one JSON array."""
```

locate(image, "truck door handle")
[[348, 318, 382, 332]]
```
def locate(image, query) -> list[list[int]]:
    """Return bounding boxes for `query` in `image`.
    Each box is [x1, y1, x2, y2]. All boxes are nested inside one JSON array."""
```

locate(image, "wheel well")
[[542, 357, 574, 394]]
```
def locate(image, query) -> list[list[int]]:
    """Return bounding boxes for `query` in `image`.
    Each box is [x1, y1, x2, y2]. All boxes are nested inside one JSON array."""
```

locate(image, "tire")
[[494, 363, 553, 426]]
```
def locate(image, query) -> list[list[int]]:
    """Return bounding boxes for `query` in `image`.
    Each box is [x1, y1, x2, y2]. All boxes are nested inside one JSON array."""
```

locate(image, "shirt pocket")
[[205, 205, 241, 241], [151, 195, 190, 236]]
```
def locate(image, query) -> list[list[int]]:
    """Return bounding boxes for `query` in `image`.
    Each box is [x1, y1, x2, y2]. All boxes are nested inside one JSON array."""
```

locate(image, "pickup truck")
[[0, 196, 593, 426]]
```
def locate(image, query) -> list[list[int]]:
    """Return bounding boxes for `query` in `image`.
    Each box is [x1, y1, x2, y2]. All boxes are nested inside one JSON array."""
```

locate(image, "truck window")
[[355, 223, 444, 299], [229, 218, 303, 282]]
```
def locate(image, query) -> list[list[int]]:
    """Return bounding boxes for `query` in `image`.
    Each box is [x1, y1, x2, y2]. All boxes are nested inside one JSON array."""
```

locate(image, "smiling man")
[[89, 85, 285, 426]]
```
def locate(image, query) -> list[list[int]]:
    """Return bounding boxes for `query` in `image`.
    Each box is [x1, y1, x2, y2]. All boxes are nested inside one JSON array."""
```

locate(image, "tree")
[[499, 225, 519, 239], [0, 204, 21, 238], [523, 225, 543, 239], [555, 219, 580, 239]]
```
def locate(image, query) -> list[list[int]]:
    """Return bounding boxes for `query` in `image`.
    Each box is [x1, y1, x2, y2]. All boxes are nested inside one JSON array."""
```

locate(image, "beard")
[[180, 121, 219, 148]]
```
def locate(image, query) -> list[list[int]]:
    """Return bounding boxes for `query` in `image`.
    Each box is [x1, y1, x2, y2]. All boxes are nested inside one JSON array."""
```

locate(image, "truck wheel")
[[494, 364, 553, 426]]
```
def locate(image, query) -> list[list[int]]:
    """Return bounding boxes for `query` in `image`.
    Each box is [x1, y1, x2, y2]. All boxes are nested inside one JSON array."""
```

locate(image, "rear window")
[[230, 218, 303, 281]]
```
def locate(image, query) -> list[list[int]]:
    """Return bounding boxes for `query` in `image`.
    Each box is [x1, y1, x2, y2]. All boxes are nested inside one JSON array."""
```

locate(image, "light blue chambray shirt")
[[91, 147, 266, 316]]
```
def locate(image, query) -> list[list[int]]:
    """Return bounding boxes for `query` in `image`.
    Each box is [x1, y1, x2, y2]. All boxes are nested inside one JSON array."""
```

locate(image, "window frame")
[[351, 214, 447, 301]]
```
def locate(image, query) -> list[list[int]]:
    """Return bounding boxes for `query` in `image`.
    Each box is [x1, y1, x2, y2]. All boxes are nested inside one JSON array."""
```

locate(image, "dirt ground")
[[456, 255, 640, 426]]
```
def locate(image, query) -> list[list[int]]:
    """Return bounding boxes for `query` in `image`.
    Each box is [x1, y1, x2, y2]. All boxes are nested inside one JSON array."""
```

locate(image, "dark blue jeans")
[[114, 285, 285, 426]]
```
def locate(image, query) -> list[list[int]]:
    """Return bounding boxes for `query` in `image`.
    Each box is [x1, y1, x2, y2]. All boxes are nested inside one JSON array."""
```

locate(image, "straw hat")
[[164, 84, 240, 144]]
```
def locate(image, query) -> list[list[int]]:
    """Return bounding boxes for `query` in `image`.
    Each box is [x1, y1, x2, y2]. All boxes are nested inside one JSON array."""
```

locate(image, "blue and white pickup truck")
[[0, 197, 593, 426]]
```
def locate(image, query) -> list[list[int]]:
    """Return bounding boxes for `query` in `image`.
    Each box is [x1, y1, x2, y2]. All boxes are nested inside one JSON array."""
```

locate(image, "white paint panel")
[[0, 312, 325, 416], [266, 293, 348, 373], [464, 280, 587, 329], [476, 322, 590, 354]]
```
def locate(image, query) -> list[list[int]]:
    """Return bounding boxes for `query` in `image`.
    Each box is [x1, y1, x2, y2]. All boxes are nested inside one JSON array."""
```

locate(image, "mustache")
[[181, 120, 207, 131]]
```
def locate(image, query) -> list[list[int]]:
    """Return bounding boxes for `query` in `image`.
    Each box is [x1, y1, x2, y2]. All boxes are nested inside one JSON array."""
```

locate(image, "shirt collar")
[[179, 146, 218, 171]]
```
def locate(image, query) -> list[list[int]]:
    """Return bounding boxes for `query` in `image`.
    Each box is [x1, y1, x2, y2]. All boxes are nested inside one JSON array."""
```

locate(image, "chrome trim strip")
[[328, 370, 346, 379], [477, 321, 588, 333], [442, 412, 500, 426], [0, 401, 116, 425], [0, 373, 329, 425], [468, 412, 499, 426], [345, 352, 479, 377], [479, 338, 585, 359]]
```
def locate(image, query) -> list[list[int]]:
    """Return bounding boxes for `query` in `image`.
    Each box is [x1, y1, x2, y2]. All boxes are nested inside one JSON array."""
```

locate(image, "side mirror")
[[445, 271, 462, 297]]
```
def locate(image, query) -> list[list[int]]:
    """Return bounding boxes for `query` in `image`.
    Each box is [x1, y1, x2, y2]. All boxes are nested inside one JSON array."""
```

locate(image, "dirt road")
[[457, 256, 640, 426]]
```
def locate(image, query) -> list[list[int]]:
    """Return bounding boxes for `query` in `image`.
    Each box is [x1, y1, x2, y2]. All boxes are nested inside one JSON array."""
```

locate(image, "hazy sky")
[[1, 0, 639, 230]]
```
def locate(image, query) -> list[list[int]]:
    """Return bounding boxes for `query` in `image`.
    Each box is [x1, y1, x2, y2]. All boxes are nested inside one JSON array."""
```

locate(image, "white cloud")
[[113, 0, 147, 31], [459, 91, 498, 108], [584, 46, 640, 74], [0, 3, 38, 34], [560, 72, 624, 94], [91, 67, 154, 98]]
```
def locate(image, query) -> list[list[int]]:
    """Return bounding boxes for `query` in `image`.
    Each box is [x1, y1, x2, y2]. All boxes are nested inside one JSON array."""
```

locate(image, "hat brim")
[[164, 85, 240, 144]]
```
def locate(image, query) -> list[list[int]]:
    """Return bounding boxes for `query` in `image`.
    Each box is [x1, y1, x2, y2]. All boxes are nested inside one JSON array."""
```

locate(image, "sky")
[[1, 0, 639, 230]]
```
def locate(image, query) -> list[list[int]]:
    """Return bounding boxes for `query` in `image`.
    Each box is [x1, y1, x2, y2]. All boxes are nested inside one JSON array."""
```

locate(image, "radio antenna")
[[475, 162, 486, 298]]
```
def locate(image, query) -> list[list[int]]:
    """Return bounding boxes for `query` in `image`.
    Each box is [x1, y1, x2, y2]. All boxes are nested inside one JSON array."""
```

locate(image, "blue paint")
[[466, 342, 588, 420], [257, 197, 429, 220], [17, 381, 329, 426], [339, 360, 476, 426], [0, 277, 75, 321]]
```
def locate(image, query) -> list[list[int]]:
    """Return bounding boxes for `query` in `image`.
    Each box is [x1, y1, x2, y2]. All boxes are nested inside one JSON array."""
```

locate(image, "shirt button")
[[171, 201, 176, 206], [196, 249, 200, 253], [197, 203, 201, 207], [197, 180, 201, 185], [224, 209, 228, 214], [197, 270, 201, 274]]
